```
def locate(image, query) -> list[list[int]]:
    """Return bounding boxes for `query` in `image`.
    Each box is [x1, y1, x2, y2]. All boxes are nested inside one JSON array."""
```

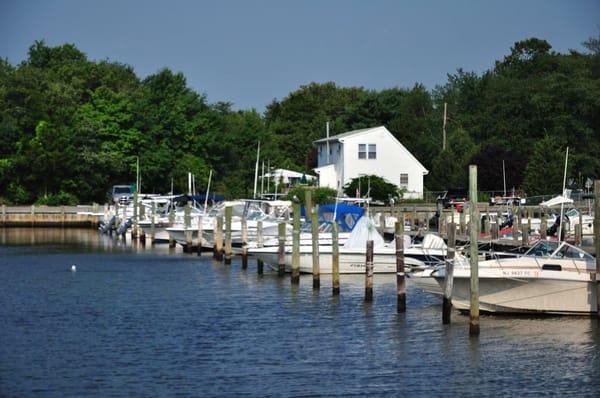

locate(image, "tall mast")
[[442, 102, 447, 151], [253, 141, 260, 199], [558, 147, 569, 242], [204, 169, 212, 216]]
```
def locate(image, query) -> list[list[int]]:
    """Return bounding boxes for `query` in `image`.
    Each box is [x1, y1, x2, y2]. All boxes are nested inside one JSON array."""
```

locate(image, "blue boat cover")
[[315, 204, 365, 232]]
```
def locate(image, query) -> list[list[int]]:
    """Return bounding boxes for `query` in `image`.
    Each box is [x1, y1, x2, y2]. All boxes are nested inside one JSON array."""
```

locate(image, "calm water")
[[1, 228, 599, 397]]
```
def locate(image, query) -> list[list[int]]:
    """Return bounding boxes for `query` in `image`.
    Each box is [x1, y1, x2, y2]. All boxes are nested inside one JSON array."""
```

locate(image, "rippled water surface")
[[1, 228, 599, 397]]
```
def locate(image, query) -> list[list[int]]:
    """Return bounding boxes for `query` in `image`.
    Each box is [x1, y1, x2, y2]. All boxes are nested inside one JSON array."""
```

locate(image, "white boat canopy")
[[539, 195, 573, 208], [263, 168, 317, 182]]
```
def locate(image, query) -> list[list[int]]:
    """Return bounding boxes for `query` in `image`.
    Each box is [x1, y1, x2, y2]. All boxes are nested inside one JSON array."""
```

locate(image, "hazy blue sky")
[[1, 1, 598, 110]]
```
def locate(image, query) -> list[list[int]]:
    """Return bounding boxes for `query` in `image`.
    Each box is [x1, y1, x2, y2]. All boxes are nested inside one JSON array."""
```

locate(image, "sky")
[[1, 0, 598, 111]]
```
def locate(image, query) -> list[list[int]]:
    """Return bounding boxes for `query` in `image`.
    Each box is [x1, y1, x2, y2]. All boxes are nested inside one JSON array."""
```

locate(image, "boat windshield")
[[565, 208, 578, 218], [551, 242, 595, 261], [524, 240, 559, 257]]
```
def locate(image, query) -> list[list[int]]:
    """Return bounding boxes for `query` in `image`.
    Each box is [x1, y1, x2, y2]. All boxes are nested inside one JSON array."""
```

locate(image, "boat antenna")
[[326, 122, 330, 164], [502, 159, 506, 197], [261, 160, 265, 199], [136, 156, 140, 194], [558, 147, 569, 242], [204, 169, 212, 216], [253, 141, 260, 199]]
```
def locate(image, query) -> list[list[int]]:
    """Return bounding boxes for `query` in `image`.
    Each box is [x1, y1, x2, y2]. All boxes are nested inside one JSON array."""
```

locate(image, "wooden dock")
[[1, 205, 102, 227]]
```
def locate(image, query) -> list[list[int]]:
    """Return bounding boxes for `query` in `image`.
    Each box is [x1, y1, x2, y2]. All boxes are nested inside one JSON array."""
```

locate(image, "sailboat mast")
[[204, 169, 213, 216], [558, 147, 569, 242], [253, 141, 260, 199]]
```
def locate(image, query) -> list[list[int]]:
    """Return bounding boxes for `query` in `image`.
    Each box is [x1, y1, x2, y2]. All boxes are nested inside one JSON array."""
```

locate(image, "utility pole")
[[442, 102, 447, 151]]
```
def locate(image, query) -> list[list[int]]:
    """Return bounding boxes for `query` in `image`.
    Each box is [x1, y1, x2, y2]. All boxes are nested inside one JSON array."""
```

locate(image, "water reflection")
[[1, 227, 600, 396]]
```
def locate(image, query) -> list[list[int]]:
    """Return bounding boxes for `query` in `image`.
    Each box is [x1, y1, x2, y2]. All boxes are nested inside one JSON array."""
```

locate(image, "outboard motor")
[[547, 214, 569, 237], [99, 215, 116, 234], [116, 218, 133, 236]]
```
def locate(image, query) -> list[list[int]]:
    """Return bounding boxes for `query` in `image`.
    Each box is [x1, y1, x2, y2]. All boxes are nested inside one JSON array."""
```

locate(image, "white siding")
[[342, 127, 426, 199], [315, 126, 427, 199]]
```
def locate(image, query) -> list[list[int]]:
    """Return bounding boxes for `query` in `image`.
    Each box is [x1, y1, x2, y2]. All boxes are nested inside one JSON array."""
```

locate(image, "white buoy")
[[71, 265, 77, 272]]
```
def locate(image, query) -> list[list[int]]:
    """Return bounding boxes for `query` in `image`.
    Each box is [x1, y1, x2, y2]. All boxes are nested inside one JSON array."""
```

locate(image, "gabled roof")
[[314, 125, 428, 174], [313, 126, 379, 143]]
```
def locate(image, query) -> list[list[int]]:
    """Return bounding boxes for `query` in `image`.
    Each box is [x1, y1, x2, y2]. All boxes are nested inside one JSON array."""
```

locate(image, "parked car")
[[110, 185, 134, 204], [436, 189, 467, 210]]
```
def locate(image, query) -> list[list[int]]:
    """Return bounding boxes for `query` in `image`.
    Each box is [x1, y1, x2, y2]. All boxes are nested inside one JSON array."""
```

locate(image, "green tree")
[[343, 175, 399, 203]]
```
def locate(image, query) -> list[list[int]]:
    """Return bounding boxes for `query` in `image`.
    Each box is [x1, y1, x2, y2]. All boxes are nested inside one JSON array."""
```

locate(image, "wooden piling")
[[168, 203, 176, 248], [257, 220, 264, 273], [595, 180, 600, 319], [379, 212, 386, 236], [224, 205, 232, 264], [311, 205, 320, 289], [540, 210, 547, 240], [521, 223, 528, 247], [513, 212, 519, 243], [183, 202, 192, 252], [411, 205, 417, 231], [443, 223, 456, 324], [215, 216, 224, 261], [291, 203, 300, 284], [332, 223, 340, 295], [365, 240, 374, 302], [575, 224, 582, 246], [241, 216, 248, 268], [150, 201, 156, 245], [132, 192, 138, 239], [277, 222, 286, 276], [305, 190, 312, 221], [195, 215, 202, 255], [395, 221, 406, 313], [485, 205, 490, 236], [468, 165, 480, 336], [440, 210, 447, 236], [459, 209, 466, 237], [491, 222, 499, 240], [436, 201, 442, 232]]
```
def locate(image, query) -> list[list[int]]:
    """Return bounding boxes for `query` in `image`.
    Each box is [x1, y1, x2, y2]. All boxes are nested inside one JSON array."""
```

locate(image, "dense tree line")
[[0, 37, 598, 204]]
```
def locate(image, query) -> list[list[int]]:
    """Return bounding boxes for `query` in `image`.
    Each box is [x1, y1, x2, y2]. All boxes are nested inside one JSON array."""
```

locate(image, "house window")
[[400, 173, 409, 189], [358, 144, 376, 159], [368, 144, 376, 159], [358, 144, 366, 159]]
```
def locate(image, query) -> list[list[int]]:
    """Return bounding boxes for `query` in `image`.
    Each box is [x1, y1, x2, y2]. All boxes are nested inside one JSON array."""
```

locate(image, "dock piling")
[[257, 220, 264, 273], [311, 205, 320, 289], [224, 205, 232, 264], [395, 220, 406, 313], [241, 216, 248, 268], [184, 202, 192, 252], [277, 222, 286, 276], [197, 216, 203, 255], [215, 216, 223, 261], [332, 223, 340, 295], [468, 165, 480, 336], [365, 240, 374, 302], [150, 201, 156, 245], [595, 180, 600, 319], [443, 223, 456, 324], [291, 202, 300, 284]]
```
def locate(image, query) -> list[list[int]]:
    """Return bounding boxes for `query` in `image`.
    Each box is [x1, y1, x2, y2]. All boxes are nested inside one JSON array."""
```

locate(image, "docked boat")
[[411, 240, 598, 315], [248, 217, 447, 274]]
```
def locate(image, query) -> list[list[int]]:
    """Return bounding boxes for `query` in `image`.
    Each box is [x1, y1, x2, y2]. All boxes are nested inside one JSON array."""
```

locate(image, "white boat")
[[248, 217, 447, 274], [412, 240, 598, 315]]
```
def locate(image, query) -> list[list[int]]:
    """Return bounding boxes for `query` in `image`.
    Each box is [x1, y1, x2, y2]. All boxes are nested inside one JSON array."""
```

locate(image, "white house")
[[313, 126, 429, 199]]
